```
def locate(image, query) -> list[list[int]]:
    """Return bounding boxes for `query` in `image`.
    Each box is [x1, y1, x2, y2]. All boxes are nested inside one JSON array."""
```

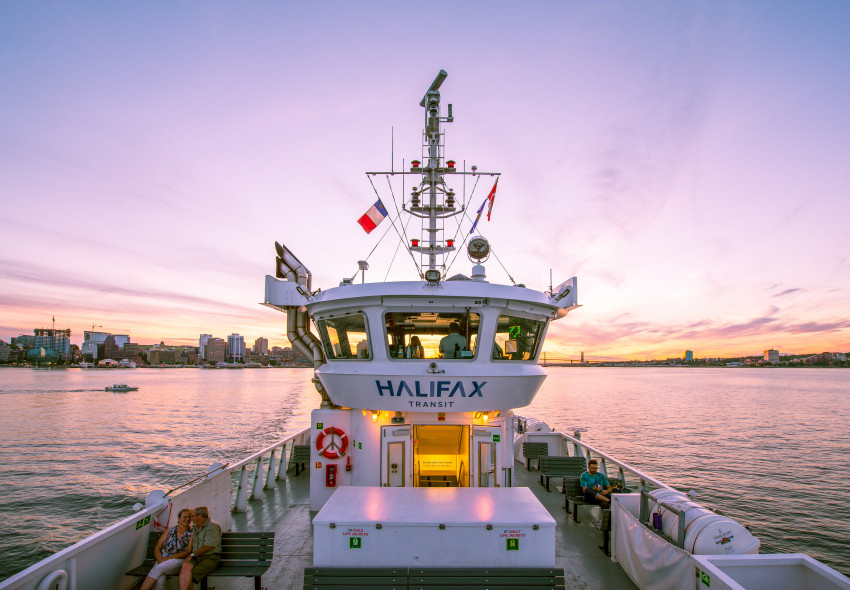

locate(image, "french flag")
[[357, 199, 388, 234]]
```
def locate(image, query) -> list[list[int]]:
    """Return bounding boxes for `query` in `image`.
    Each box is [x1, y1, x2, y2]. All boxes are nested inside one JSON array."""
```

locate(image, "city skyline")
[[2, 3, 850, 360]]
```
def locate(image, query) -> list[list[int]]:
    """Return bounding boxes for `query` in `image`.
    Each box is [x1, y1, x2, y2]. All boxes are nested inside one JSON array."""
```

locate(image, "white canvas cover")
[[611, 494, 694, 590]]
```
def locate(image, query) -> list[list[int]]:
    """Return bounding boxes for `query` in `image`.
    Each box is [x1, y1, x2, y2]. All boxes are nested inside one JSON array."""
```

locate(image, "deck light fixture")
[[424, 269, 441, 284], [447, 239, 454, 247], [371, 410, 379, 422], [411, 239, 419, 247], [447, 160, 455, 168], [411, 160, 421, 168]]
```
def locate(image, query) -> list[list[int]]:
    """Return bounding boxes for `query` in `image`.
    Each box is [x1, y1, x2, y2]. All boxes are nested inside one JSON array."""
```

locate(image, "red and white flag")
[[486, 178, 498, 221]]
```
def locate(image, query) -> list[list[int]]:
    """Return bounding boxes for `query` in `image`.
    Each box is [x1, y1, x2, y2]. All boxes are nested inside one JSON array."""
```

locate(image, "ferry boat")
[[105, 384, 139, 392], [3, 72, 848, 590]]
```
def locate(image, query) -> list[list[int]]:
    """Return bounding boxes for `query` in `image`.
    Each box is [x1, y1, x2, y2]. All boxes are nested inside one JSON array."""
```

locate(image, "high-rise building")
[[113, 334, 130, 349], [199, 334, 212, 360], [683, 350, 694, 361], [228, 334, 245, 362], [33, 328, 71, 360], [205, 338, 226, 363], [764, 349, 779, 364], [254, 337, 269, 355]]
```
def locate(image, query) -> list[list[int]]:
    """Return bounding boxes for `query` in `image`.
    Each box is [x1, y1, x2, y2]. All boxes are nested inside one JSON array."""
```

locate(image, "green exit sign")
[[493, 434, 501, 442]]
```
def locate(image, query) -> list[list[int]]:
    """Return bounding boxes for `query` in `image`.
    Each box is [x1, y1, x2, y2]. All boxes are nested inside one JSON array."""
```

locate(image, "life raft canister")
[[315, 426, 349, 459]]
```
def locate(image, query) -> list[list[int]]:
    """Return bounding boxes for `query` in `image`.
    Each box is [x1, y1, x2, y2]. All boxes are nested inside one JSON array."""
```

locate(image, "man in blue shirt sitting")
[[580, 459, 613, 508]]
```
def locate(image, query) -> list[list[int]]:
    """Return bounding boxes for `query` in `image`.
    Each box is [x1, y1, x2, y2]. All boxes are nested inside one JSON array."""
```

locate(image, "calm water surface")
[[0, 366, 848, 580]]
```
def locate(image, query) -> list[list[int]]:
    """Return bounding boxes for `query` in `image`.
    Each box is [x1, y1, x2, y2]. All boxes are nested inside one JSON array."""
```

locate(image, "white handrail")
[[229, 427, 310, 471], [550, 429, 672, 491]]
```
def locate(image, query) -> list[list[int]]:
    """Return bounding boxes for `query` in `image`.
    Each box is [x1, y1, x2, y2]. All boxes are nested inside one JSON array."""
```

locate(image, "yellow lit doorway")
[[413, 425, 469, 487]]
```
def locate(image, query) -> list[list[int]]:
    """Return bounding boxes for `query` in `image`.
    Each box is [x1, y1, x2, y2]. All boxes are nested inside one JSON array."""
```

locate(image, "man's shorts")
[[190, 554, 221, 583]]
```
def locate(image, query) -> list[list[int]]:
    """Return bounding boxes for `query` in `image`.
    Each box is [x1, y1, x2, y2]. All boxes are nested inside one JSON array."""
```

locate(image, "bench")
[[127, 530, 275, 590], [562, 477, 595, 523], [593, 509, 612, 556], [410, 567, 566, 589], [522, 442, 548, 470], [303, 567, 408, 588], [303, 567, 566, 589], [291, 444, 311, 475], [538, 456, 587, 492]]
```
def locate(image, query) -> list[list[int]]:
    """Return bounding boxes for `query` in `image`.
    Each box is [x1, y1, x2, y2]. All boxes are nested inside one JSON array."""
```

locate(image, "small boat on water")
[[2, 71, 848, 590], [105, 384, 138, 392]]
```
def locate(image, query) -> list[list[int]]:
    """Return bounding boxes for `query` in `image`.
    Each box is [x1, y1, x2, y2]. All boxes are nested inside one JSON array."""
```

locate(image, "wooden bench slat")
[[305, 567, 566, 590]]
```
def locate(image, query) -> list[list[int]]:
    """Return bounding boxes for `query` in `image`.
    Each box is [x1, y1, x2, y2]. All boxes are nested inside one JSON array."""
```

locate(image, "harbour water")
[[0, 366, 847, 580]]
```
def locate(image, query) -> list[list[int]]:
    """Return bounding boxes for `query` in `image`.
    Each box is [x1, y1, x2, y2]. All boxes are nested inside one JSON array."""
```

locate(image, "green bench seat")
[[538, 456, 587, 492], [127, 530, 274, 590], [410, 567, 566, 589], [291, 444, 311, 475], [303, 567, 407, 588], [522, 442, 549, 470], [303, 567, 565, 590]]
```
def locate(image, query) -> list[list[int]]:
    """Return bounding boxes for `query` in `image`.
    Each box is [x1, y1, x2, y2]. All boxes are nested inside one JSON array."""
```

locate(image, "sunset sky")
[[2, 2, 849, 360]]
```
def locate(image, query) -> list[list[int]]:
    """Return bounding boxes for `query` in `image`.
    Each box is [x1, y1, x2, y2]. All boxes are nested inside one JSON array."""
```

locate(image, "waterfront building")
[[683, 350, 694, 361], [101, 335, 124, 361], [227, 333, 245, 362], [764, 349, 780, 364], [82, 331, 109, 360], [199, 334, 212, 360], [33, 328, 71, 360], [254, 337, 269, 355], [205, 338, 226, 363], [12, 334, 36, 350], [113, 334, 130, 349], [0, 341, 10, 362]]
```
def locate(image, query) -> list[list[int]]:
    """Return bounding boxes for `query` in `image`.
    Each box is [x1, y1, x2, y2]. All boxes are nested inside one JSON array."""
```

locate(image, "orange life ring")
[[315, 426, 348, 459]]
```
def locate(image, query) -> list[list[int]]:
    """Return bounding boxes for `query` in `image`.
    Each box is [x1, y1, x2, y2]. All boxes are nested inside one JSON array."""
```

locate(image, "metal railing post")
[[618, 466, 626, 489], [251, 457, 265, 500], [234, 466, 249, 512], [276, 442, 288, 480], [264, 449, 277, 489]]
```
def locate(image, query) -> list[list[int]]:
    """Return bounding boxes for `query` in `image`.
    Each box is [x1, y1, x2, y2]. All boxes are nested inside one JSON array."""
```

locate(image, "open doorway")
[[413, 425, 470, 487]]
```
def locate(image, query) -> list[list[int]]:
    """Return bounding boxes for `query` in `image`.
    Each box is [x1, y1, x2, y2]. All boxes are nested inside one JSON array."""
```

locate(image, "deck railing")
[[518, 418, 672, 493], [229, 426, 311, 512]]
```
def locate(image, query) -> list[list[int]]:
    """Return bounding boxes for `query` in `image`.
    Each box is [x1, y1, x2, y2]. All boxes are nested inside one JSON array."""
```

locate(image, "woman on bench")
[[141, 508, 194, 590]]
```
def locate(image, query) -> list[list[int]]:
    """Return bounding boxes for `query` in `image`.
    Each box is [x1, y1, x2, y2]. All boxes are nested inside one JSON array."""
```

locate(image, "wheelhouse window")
[[493, 314, 546, 361], [384, 312, 479, 360], [316, 313, 370, 360]]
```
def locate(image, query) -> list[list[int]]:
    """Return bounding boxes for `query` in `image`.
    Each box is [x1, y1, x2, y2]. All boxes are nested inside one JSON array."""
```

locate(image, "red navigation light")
[[411, 160, 421, 168], [447, 239, 454, 247], [411, 239, 419, 247], [447, 160, 455, 168]]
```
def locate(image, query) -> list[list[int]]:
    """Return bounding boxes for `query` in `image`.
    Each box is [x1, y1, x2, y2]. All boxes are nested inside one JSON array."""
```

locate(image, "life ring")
[[315, 426, 348, 459]]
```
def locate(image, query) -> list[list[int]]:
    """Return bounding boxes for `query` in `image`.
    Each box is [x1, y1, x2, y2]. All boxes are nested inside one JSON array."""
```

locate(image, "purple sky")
[[2, 2, 849, 359]]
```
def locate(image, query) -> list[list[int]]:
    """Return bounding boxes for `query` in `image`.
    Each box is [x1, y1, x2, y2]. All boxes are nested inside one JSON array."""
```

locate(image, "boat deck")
[[215, 460, 636, 589]]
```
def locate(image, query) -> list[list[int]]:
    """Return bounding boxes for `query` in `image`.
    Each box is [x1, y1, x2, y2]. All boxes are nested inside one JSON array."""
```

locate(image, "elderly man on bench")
[[580, 459, 613, 508], [179, 506, 222, 590]]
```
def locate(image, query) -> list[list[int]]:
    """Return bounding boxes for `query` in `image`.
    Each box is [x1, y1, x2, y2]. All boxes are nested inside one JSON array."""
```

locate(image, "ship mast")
[[415, 70, 456, 273], [367, 70, 498, 282]]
